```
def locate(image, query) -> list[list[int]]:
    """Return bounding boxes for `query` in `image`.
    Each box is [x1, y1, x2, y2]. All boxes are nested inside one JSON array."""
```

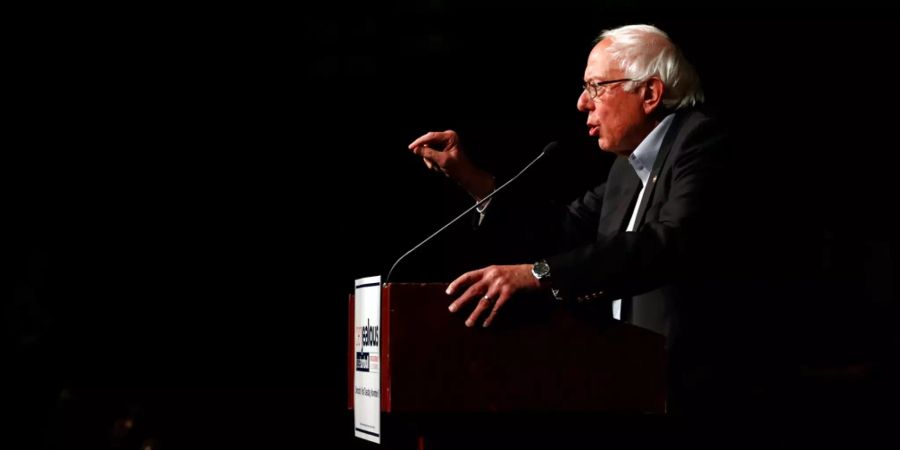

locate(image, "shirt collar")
[[627, 113, 675, 186]]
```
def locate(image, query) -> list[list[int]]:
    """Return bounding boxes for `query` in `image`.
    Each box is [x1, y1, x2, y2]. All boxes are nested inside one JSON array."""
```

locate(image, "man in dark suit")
[[408, 24, 732, 412]]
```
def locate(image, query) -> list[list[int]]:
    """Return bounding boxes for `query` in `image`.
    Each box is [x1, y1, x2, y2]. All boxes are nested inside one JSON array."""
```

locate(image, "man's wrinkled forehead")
[[584, 40, 619, 80]]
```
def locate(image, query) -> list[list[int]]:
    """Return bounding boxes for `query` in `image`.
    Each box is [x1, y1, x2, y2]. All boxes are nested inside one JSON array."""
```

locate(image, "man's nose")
[[577, 90, 593, 112]]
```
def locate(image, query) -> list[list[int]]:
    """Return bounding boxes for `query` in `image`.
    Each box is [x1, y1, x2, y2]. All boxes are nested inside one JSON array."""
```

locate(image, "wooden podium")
[[349, 283, 666, 417]]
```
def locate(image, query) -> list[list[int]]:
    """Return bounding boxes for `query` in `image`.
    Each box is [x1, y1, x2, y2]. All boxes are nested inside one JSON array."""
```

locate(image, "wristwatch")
[[531, 260, 551, 281]]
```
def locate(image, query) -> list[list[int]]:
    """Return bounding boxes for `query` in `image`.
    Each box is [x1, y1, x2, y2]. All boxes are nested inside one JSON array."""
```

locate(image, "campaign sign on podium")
[[353, 275, 382, 443]]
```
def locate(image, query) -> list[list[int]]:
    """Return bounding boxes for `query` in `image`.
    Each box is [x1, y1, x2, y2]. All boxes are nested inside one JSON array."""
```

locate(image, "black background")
[[9, 3, 899, 448]]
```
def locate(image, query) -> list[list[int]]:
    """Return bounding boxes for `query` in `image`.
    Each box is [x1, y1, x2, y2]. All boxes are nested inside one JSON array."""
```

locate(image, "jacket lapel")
[[633, 112, 684, 227], [602, 158, 642, 233]]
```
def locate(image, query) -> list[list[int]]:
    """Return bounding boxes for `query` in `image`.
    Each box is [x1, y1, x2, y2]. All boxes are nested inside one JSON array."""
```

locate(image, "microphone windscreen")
[[542, 141, 561, 156]]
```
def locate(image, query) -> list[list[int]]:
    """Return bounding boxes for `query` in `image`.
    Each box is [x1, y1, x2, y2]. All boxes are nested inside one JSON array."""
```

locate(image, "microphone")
[[385, 141, 559, 284]]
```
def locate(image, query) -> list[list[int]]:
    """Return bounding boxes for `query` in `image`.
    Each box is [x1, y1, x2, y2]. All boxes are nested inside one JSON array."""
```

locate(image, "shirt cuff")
[[551, 288, 564, 302], [475, 197, 493, 214], [475, 198, 492, 227]]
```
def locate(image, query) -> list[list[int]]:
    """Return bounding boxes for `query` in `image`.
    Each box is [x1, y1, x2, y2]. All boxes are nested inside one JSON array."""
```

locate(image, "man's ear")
[[642, 77, 665, 115]]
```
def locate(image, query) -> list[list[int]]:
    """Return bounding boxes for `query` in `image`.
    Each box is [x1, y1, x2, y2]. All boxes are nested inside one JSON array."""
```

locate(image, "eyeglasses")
[[582, 78, 632, 100]]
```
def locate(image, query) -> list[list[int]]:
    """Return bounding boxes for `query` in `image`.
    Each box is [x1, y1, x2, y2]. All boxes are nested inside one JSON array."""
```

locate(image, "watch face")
[[533, 261, 550, 278]]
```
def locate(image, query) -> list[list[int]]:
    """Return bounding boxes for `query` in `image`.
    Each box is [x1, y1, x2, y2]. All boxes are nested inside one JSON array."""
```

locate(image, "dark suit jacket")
[[479, 108, 731, 361]]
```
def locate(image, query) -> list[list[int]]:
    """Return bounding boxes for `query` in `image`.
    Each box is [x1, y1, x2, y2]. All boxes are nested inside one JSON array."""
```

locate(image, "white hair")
[[597, 24, 704, 110]]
